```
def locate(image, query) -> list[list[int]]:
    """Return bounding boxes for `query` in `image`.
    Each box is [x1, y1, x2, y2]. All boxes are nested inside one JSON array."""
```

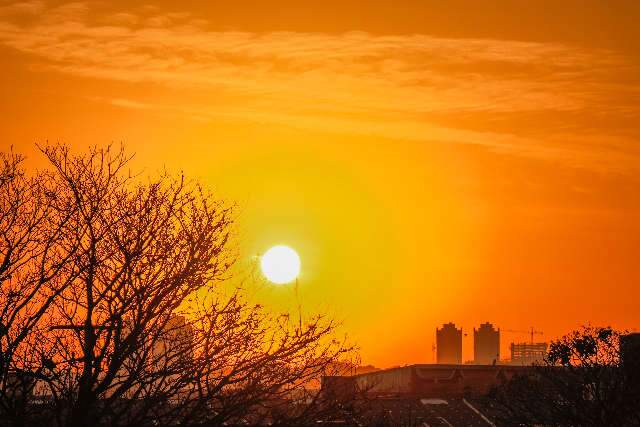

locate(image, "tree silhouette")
[[0, 149, 84, 426], [486, 326, 640, 426], [0, 145, 356, 427]]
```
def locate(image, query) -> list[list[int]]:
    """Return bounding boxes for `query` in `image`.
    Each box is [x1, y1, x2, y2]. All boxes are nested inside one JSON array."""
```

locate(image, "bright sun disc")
[[260, 245, 300, 284]]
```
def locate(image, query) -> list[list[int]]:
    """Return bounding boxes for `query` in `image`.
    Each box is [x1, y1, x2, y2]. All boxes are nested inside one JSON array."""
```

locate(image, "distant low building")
[[437, 323, 462, 364], [509, 342, 547, 365], [323, 364, 528, 398], [474, 322, 500, 365], [355, 364, 380, 375]]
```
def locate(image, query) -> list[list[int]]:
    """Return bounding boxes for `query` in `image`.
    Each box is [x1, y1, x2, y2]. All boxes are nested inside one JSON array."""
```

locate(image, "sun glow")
[[260, 245, 301, 284]]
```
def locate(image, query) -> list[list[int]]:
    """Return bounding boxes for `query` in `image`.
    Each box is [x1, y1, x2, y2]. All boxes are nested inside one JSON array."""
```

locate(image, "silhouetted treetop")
[[0, 144, 356, 427]]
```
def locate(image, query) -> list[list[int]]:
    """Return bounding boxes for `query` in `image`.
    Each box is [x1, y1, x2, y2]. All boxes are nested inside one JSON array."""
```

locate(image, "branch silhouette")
[[0, 144, 358, 427]]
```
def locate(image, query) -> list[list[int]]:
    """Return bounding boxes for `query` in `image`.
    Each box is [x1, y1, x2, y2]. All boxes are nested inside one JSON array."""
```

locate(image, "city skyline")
[[432, 321, 549, 366]]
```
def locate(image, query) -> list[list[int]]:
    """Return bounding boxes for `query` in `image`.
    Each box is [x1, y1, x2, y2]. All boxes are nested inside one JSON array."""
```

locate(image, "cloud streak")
[[1, 1, 639, 171]]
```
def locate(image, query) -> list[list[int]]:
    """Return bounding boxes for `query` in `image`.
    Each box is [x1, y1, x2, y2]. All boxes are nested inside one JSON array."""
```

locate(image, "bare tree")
[[486, 326, 640, 426], [0, 144, 356, 427], [31, 144, 234, 427], [0, 150, 83, 427], [180, 294, 357, 426]]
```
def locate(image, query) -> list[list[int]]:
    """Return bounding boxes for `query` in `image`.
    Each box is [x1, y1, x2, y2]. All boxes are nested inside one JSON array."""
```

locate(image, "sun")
[[260, 245, 301, 284]]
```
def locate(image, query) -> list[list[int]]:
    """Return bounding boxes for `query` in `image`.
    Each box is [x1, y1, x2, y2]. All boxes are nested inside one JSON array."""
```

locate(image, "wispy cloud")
[[1, 1, 639, 171], [0, 0, 44, 16], [107, 98, 155, 110]]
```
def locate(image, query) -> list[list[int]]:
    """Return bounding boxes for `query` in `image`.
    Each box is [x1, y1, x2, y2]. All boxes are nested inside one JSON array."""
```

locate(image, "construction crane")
[[503, 327, 543, 344]]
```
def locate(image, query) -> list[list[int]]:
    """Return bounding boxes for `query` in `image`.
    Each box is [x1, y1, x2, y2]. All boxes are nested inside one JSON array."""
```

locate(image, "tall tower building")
[[474, 322, 500, 365], [436, 322, 462, 364]]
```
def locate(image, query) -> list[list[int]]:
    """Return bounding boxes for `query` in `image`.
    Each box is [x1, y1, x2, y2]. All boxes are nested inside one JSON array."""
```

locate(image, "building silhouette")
[[509, 342, 547, 365], [474, 322, 500, 365], [334, 363, 528, 396], [620, 333, 640, 378], [154, 315, 194, 362], [437, 322, 462, 364]]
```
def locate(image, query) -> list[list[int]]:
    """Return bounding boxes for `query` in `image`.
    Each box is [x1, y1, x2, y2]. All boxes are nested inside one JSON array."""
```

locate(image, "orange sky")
[[1, 0, 640, 367]]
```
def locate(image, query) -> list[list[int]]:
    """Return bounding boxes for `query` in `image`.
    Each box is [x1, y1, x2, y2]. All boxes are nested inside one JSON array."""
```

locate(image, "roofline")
[[349, 363, 530, 378]]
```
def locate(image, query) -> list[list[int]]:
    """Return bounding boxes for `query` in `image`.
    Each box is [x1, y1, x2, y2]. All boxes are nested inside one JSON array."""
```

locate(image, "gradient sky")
[[2, 0, 640, 367]]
